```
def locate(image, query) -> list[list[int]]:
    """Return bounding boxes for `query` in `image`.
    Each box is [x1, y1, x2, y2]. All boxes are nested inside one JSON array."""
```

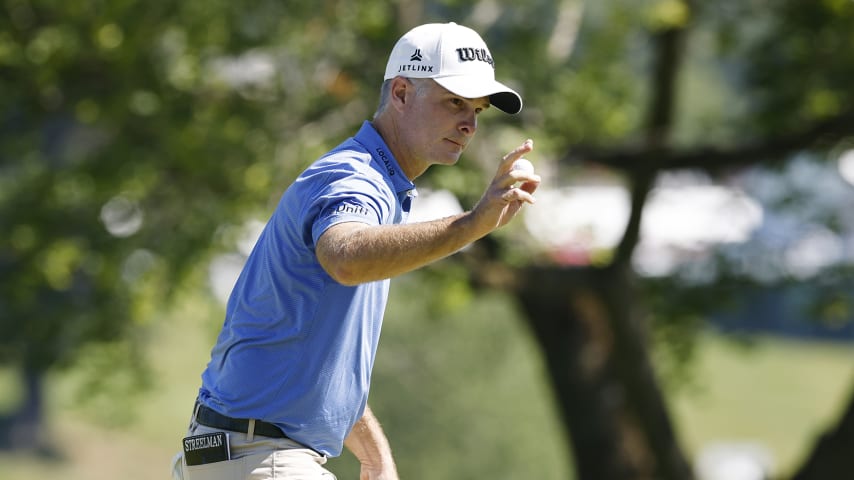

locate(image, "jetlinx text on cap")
[[397, 64, 434, 73]]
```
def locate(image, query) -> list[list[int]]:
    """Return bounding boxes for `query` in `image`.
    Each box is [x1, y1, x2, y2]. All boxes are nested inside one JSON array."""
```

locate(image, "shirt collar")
[[354, 121, 416, 197]]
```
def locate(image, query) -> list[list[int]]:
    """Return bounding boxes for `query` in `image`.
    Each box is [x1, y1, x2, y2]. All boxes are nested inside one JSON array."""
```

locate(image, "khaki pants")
[[171, 418, 336, 480]]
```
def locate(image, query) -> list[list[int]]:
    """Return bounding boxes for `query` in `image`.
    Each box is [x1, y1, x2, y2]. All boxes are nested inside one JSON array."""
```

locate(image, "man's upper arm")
[[315, 221, 371, 285]]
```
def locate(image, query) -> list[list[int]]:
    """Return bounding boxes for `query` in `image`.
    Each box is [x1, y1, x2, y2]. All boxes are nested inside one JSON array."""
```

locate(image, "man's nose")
[[459, 112, 477, 137]]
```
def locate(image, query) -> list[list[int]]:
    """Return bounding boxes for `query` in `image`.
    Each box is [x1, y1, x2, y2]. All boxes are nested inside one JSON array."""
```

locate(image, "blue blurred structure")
[[711, 283, 854, 341]]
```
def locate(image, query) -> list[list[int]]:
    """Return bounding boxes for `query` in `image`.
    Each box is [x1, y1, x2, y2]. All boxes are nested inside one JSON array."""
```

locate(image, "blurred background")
[[2, 1, 854, 479]]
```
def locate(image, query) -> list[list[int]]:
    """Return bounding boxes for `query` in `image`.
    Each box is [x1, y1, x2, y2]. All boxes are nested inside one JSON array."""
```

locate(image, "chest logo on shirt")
[[336, 203, 370, 216]]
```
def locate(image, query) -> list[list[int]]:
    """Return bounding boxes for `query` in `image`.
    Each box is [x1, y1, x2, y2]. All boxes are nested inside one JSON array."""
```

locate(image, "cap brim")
[[433, 76, 523, 115]]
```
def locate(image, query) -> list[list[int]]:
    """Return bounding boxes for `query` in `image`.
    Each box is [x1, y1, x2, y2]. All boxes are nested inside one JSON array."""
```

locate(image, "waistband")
[[194, 403, 288, 439]]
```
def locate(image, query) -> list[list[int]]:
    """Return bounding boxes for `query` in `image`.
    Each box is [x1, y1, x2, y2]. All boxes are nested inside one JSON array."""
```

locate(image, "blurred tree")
[[459, 0, 854, 479], [3, 0, 854, 479]]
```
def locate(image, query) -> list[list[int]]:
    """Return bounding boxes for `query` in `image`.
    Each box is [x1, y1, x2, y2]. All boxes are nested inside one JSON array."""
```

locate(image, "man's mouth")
[[446, 138, 465, 149]]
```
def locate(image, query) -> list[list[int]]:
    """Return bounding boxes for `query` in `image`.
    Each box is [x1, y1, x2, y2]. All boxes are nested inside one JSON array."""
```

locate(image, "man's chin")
[[444, 148, 465, 163], [440, 154, 462, 166]]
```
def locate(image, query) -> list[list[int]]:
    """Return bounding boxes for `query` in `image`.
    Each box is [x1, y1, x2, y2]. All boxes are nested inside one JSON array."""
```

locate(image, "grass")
[[0, 296, 217, 480], [671, 333, 854, 477], [1, 293, 852, 479]]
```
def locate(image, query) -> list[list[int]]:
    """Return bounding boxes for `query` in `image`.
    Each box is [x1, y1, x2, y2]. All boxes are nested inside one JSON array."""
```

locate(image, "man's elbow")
[[317, 249, 366, 286], [324, 261, 365, 286]]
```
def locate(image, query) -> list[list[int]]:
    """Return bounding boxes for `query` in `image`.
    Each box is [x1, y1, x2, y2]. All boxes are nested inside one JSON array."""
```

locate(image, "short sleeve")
[[305, 163, 396, 246]]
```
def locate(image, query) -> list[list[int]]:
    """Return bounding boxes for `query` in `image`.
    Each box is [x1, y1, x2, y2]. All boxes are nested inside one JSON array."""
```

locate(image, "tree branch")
[[565, 110, 854, 174]]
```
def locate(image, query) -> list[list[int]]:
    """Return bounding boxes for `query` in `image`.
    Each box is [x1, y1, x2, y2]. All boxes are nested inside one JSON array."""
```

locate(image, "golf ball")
[[512, 158, 534, 173]]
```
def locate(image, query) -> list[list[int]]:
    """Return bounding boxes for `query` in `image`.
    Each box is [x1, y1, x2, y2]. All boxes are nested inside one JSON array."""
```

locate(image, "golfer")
[[173, 22, 540, 480]]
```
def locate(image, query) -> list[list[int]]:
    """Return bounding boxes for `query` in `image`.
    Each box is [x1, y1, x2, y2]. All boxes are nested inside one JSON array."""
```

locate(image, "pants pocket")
[[182, 457, 244, 480], [268, 449, 337, 480]]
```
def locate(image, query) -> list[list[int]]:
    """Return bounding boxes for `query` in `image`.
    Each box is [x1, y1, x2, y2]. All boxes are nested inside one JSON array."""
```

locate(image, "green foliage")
[[746, 0, 854, 129], [694, 0, 854, 136], [0, 0, 402, 378], [643, 273, 748, 393]]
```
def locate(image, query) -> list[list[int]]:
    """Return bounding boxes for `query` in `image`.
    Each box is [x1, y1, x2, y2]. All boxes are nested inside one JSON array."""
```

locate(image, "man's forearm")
[[344, 405, 398, 479], [317, 211, 482, 286]]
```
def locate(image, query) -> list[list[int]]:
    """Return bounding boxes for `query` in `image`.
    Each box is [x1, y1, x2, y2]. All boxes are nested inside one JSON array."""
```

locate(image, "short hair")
[[373, 79, 394, 119]]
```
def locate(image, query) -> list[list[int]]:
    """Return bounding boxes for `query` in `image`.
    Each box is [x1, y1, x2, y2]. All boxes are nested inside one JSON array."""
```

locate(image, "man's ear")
[[389, 76, 410, 110]]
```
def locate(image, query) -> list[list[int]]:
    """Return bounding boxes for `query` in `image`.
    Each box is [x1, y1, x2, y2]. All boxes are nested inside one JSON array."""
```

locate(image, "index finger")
[[500, 139, 534, 171]]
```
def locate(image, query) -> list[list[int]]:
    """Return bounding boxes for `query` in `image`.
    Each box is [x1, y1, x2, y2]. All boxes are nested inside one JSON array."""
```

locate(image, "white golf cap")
[[384, 22, 523, 114]]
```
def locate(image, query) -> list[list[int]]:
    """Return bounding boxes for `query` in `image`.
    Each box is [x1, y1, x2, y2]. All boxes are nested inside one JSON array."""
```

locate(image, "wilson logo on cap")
[[455, 47, 495, 68]]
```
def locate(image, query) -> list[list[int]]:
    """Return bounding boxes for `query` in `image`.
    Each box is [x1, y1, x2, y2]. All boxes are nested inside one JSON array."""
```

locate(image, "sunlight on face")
[[403, 79, 490, 167]]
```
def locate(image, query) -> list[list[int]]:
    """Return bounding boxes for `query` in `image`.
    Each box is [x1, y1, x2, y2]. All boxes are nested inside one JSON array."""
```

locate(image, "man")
[[174, 22, 540, 480]]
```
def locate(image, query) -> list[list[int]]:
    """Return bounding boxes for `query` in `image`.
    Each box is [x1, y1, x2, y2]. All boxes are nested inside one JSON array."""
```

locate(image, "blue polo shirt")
[[198, 121, 416, 456]]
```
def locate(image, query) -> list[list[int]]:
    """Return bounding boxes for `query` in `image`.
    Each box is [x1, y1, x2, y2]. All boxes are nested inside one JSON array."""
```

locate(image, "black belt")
[[195, 404, 287, 439]]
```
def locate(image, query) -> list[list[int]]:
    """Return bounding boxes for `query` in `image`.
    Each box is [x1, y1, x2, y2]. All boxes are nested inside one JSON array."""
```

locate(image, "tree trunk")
[[1, 367, 48, 453], [518, 267, 638, 479], [518, 265, 694, 480], [601, 264, 695, 480], [791, 385, 854, 480]]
